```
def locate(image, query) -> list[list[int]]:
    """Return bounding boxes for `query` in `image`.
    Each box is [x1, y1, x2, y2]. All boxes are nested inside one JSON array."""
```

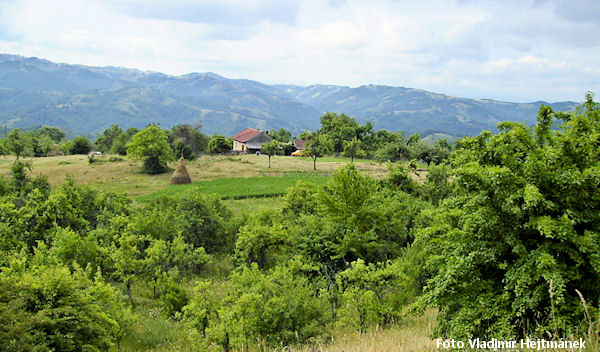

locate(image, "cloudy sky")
[[0, 0, 598, 102]]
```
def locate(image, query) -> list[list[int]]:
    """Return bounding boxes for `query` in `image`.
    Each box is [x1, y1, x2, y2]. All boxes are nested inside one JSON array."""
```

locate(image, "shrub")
[[0, 262, 131, 351], [417, 96, 600, 339], [70, 135, 92, 154], [206, 263, 328, 348], [207, 135, 231, 154]]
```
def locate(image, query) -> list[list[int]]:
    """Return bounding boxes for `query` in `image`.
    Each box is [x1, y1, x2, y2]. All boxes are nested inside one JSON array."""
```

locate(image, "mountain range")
[[0, 54, 578, 138]]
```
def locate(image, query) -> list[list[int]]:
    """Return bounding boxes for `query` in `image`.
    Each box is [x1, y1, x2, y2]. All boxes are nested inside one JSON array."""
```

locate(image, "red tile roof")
[[232, 128, 262, 142]]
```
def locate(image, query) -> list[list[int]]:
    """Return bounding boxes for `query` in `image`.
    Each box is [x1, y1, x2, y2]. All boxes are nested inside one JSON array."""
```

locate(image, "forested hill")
[[276, 84, 578, 136], [0, 54, 577, 137]]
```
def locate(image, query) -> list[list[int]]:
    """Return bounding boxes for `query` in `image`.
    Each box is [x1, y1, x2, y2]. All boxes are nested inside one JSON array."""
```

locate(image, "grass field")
[[0, 154, 390, 199], [138, 173, 330, 203]]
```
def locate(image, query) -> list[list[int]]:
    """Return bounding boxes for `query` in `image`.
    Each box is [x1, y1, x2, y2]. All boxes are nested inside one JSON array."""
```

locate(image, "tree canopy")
[[302, 133, 333, 170], [417, 93, 600, 339], [126, 125, 174, 174]]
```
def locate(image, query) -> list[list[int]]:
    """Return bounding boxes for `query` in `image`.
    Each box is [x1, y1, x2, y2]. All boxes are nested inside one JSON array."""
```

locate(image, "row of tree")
[[1, 113, 454, 174]]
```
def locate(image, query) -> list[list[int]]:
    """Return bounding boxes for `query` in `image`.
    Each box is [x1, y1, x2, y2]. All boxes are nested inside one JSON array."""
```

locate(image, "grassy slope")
[[0, 154, 390, 199]]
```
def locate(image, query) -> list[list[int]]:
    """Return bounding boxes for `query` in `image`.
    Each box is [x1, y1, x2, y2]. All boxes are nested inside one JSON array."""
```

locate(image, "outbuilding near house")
[[232, 128, 272, 154]]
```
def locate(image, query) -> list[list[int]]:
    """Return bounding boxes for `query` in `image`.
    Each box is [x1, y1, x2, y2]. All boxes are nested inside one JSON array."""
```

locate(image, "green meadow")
[[137, 173, 330, 203]]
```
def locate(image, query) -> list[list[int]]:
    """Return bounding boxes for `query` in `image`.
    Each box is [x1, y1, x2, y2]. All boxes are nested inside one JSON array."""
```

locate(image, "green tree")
[[170, 124, 208, 155], [172, 139, 195, 160], [319, 112, 361, 154], [302, 133, 333, 170], [32, 134, 53, 157], [70, 135, 92, 155], [341, 137, 366, 162], [95, 125, 124, 152], [422, 163, 452, 205], [211, 263, 328, 348], [336, 259, 412, 331], [207, 135, 231, 154], [110, 133, 129, 155], [0, 260, 131, 351], [374, 140, 411, 163], [417, 95, 600, 339], [110, 231, 143, 304], [269, 128, 292, 143], [126, 125, 174, 174], [261, 139, 283, 168], [5, 129, 31, 159], [37, 126, 66, 143], [144, 235, 209, 297]]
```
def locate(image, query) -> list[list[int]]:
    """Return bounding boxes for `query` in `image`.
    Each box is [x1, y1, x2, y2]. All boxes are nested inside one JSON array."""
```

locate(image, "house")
[[232, 128, 272, 154], [291, 139, 307, 156]]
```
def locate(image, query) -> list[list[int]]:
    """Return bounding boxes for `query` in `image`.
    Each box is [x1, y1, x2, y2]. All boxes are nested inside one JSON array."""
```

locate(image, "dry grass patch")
[[295, 311, 438, 352]]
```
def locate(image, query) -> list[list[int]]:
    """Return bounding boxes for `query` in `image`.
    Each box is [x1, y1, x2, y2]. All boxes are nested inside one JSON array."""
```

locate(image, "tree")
[[70, 135, 92, 155], [261, 140, 283, 168], [126, 125, 174, 174], [211, 263, 328, 348], [5, 129, 31, 160], [96, 125, 124, 152], [297, 130, 311, 140], [207, 135, 231, 154], [269, 128, 292, 143], [110, 231, 143, 304], [125, 127, 139, 138], [302, 133, 333, 170], [144, 235, 209, 299], [110, 133, 129, 155], [0, 260, 131, 351], [173, 140, 195, 160], [32, 134, 53, 157], [417, 95, 600, 339], [319, 112, 361, 155], [374, 141, 411, 163], [170, 124, 209, 155], [341, 137, 366, 163], [37, 126, 65, 143]]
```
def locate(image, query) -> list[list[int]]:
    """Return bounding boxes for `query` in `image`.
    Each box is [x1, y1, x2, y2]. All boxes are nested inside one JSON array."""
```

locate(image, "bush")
[[417, 96, 600, 339], [0, 262, 131, 351], [173, 139, 195, 160], [159, 276, 189, 318], [204, 263, 328, 348], [207, 135, 231, 154], [70, 135, 92, 154]]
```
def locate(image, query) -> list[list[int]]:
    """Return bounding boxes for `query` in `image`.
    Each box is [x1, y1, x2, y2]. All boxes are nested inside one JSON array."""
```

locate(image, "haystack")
[[170, 157, 192, 184]]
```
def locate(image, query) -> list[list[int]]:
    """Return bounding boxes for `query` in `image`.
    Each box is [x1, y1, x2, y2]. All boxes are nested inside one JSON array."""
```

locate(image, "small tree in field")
[[70, 135, 92, 155], [127, 125, 174, 174], [342, 137, 366, 163], [261, 140, 283, 168], [5, 129, 30, 160], [302, 133, 333, 170]]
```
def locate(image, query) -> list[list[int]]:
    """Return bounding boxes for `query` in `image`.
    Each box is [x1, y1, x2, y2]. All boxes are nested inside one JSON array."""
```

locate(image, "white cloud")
[[0, 0, 598, 102]]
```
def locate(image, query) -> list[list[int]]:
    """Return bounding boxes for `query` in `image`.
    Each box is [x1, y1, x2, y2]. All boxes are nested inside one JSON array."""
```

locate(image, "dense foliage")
[[126, 125, 175, 174], [417, 93, 600, 339], [1, 96, 598, 351]]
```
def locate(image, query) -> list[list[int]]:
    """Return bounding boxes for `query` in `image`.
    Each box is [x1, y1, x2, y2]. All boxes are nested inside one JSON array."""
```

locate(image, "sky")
[[0, 0, 598, 103]]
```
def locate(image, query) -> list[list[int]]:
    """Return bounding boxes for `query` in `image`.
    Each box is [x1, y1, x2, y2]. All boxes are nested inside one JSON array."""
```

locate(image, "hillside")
[[0, 54, 322, 136], [276, 84, 577, 136], [0, 54, 578, 137]]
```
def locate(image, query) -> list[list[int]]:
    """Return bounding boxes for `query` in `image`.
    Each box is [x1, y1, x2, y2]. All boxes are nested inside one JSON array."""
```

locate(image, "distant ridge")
[[0, 54, 578, 137]]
